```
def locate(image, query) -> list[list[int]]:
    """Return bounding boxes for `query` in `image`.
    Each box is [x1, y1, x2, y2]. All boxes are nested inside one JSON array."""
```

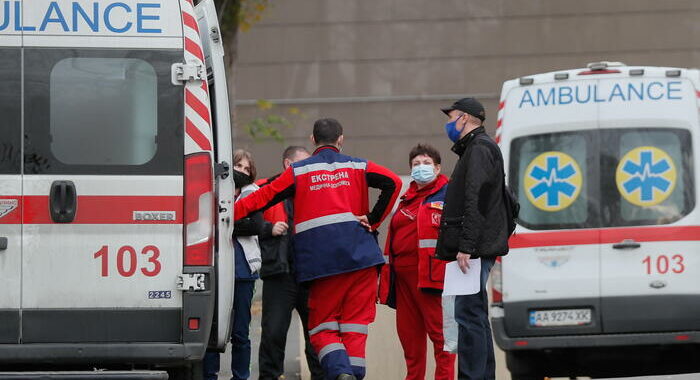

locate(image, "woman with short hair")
[[379, 143, 456, 380], [204, 149, 263, 380]]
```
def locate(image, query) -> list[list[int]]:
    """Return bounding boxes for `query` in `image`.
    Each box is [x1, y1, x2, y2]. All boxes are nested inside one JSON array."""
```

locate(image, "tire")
[[167, 361, 203, 380]]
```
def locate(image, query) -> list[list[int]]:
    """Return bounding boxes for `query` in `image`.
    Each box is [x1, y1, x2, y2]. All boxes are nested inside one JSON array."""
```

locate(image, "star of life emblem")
[[0, 199, 18, 219]]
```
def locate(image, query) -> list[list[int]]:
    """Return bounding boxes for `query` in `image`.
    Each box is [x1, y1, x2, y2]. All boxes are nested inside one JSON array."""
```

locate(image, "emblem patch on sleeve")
[[431, 212, 441, 226], [429, 201, 443, 210]]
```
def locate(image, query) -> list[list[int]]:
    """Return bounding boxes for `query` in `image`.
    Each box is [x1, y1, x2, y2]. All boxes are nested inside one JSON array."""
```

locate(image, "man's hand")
[[457, 252, 471, 274], [271, 221, 289, 236], [356, 215, 372, 231]]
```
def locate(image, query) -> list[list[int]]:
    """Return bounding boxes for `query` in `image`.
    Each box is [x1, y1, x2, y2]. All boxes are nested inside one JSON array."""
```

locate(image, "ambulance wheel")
[[506, 351, 545, 380], [167, 360, 203, 380]]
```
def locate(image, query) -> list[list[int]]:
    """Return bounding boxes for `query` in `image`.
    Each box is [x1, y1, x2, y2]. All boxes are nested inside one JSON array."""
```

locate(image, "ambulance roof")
[[497, 62, 700, 139], [502, 62, 699, 95]]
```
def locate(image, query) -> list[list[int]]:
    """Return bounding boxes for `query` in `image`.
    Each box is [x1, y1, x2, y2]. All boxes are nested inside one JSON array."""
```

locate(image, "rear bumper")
[[492, 317, 700, 351], [0, 343, 205, 365]]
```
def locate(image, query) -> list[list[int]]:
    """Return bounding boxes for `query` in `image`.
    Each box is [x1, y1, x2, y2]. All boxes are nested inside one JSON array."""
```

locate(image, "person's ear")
[[283, 158, 292, 170], [459, 114, 470, 130], [337, 135, 344, 147], [310, 134, 316, 145], [434, 164, 442, 175]]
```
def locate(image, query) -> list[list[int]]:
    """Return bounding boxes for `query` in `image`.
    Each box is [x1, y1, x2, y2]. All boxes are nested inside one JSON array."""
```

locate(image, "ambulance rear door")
[[501, 77, 602, 337], [597, 74, 700, 333], [20, 0, 187, 343], [0, 32, 22, 344], [195, 0, 236, 349]]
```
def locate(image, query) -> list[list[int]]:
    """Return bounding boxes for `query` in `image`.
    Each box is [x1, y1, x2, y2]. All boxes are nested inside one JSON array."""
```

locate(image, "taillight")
[[491, 256, 503, 304], [184, 152, 214, 266]]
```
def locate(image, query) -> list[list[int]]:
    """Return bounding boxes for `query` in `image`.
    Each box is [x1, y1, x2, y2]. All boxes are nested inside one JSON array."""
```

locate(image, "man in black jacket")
[[257, 146, 325, 380], [436, 98, 509, 380]]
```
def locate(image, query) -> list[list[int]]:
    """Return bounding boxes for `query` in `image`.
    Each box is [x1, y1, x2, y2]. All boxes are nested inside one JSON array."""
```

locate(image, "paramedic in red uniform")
[[256, 146, 325, 380], [379, 144, 455, 380], [234, 118, 402, 380]]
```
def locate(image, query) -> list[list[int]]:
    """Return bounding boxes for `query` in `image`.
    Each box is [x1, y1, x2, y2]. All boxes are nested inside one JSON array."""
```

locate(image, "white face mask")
[[411, 164, 436, 184]]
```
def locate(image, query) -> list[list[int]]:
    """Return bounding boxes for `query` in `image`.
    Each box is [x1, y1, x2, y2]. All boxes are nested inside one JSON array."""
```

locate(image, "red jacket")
[[255, 177, 286, 224], [235, 146, 402, 282], [379, 175, 449, 306]]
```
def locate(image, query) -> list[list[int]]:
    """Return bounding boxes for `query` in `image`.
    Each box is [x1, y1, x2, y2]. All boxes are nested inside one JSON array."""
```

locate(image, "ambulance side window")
[[0, 48, 21, 174], [50, 58, 158, 166], [24, 49, 183, 175], [600, 128, 694, 227], [510, 131, 600, 230]]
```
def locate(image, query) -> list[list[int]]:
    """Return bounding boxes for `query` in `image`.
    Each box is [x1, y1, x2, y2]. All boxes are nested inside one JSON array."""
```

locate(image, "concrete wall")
[[233, 1, 700, 378], [235, 0, 700, 179]]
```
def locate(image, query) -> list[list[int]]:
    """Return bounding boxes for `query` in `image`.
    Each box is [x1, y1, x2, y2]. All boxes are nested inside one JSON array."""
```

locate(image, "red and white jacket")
[[379, 175, 449, 306], [234, 146, 402, 282]]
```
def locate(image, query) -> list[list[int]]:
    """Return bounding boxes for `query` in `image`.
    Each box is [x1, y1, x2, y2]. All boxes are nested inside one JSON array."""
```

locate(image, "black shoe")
[[335, 375, 357, 380]]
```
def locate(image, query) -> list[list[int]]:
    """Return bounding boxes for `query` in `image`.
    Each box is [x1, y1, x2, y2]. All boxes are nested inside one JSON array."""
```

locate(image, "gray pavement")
[[213, 283, 699, 380], [218, 280, 303, 380]]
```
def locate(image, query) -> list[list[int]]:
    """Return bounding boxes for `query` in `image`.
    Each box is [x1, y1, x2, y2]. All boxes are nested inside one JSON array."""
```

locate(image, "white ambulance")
[[493, 62, 700, 379], [0, 0, 235, 378]]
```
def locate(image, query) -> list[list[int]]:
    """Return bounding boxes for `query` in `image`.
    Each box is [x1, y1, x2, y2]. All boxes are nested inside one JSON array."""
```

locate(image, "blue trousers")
[[455, 257, 496, 380], [204, 280, 256, 380]]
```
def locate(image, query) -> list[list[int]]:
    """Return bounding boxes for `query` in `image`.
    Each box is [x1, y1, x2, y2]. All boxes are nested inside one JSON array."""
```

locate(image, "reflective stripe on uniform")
[[293, 161, 367, 176], [318, 342, 346, 361], [419, 239, 437, 248], [339, 323, 368, 334], [295, 212, 358, 234], [349, 356, 366, 367], [309, 321, 340, 336]]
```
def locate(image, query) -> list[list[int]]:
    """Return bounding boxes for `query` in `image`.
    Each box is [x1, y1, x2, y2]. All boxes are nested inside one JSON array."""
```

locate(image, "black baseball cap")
[[441, 97, 486, 122]]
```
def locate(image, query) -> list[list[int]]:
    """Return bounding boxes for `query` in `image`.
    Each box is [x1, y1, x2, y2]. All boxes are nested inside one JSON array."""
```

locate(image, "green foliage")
[[212, 0, 270, 35], [243, 101, 306, 143], [200, 0, 288, 142]]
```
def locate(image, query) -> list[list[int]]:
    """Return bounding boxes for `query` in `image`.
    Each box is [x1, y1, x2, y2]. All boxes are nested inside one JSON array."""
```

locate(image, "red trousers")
[[307, 267, 378, 380], [395, 265, 456, 380]]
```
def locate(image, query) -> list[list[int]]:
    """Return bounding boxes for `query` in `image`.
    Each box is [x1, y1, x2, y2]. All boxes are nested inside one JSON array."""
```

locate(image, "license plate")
[[529, 308, 592, 327]]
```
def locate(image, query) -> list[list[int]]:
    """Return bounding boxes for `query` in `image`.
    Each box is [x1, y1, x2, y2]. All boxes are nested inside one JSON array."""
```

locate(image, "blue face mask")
[[444, 115, 464, 142], [411, 164, 436, 184]]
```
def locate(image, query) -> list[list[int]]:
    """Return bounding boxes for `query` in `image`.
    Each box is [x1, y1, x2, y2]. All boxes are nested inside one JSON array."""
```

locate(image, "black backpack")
[[502, 175, 520, 236]]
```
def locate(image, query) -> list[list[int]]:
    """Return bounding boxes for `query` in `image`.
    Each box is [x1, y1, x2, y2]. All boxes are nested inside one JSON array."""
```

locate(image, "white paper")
[[443, 259, 481, 296]]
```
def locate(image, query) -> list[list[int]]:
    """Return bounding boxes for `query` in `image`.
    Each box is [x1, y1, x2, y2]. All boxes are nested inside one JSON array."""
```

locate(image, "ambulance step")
[[0, 371, 167, 380]]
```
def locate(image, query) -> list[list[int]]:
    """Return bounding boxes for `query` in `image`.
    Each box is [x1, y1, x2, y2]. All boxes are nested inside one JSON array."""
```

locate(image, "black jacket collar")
[[451, 126, 486, 156]]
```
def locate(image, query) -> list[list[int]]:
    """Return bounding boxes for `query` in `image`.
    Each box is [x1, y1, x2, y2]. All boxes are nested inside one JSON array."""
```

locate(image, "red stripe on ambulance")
[[186, 89, 212, 126], [510, 226, 700, 248], [186, 118, 213, 151], [23, 196, 183, 224], [182, 12, 199, 34], [184, 37, 205, 62], [181, 0, 214, 156]]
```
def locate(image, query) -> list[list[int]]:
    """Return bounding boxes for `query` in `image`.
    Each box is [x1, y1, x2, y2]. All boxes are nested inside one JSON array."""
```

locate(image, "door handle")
[[50, 180, 77, 223], [613, 239, 641, 250], [0, 237, 6, 251]]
